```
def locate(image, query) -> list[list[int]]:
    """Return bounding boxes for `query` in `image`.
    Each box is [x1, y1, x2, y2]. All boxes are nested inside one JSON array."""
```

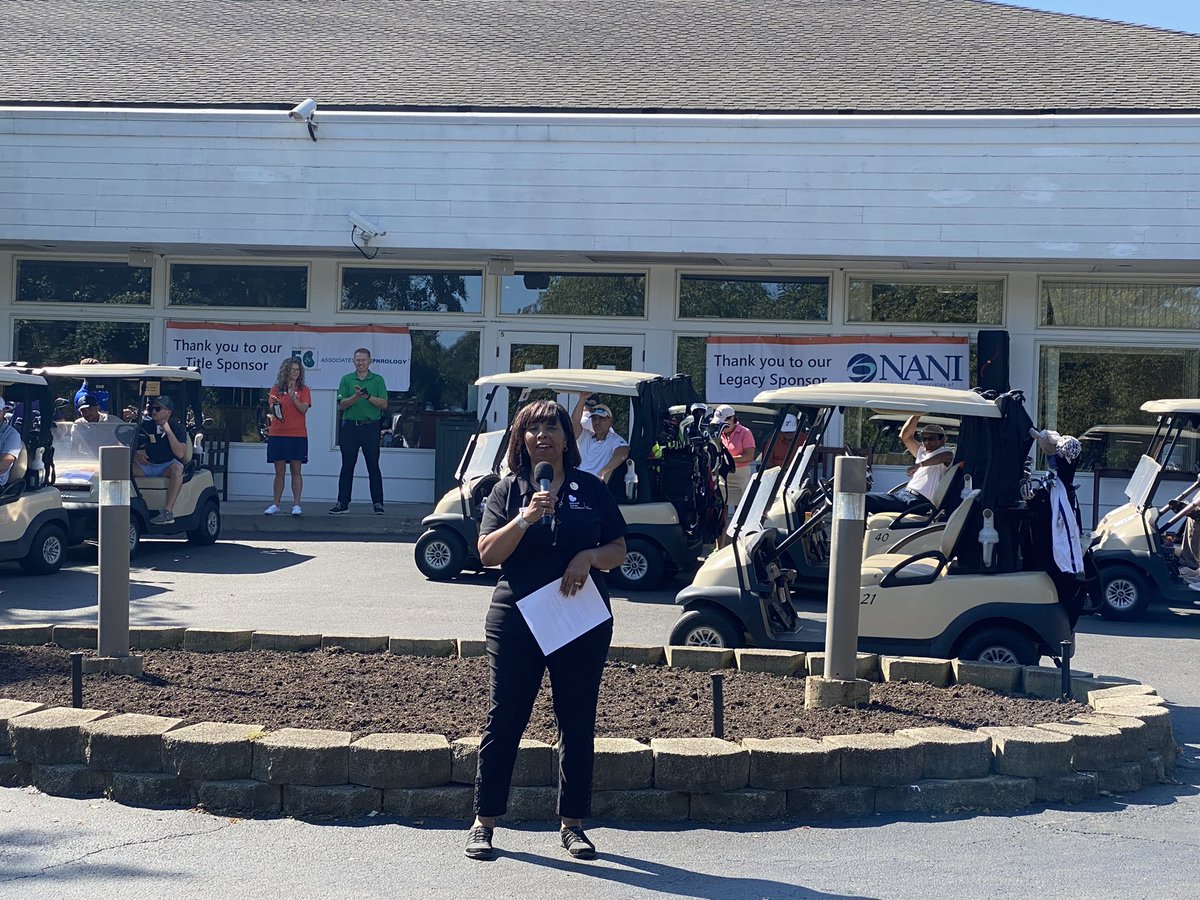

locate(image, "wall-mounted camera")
[[288, 98, 318, 141], [349, 212, 387, 244]]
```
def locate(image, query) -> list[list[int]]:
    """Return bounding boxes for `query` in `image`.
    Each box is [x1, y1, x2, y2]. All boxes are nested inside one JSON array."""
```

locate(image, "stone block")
[[880, 656, 952, 687], [805, 652, 880, 681], [9, 707, 109, 765], [1022, 665, 1091, 700], [607, 644, 666, 666], [163, 722, 264, 780], [1142, 752, 1167, 786], [1034, 722, 1126, 771], [84, 713, 183, 772], [979, 726, 1072, 776], [451, 736, 480, 784], [449, 736, 551, 786], [651, 738, 748, 793], [33, 763, 109, 798], [663, 646, 734, 672], [129, 627, 186, 650], [1087, 762, 1144, 795], [0, 624, 53, 645], [382, 785, 474, 819], [0, 754, 31, 787], [505, 786, 557, 821], [742, 737, 839, 790], [251, 632, 322, 652], [876, 775, 1036, 814], [690, 788, 786, 823], [183, 629, 253, 652], [1068, 713, 1148, 759], [1036, 772, 1099, 804], [1085, 704, 1174, 751], [388, 637, 456, 658], [951, 659, 1023, 693], [456, 638, 487, 658], [111, 772, 192, 808], [894, 727, 991, 780], [822, 733, 923, 787], [1071, 677, 1134, 701], [252, 728, 351, 786], [0, 699, 45, 754], [591, 738, 653, 791], [51, 625, 98, 650], [734, 649, 805, 676], [321, 635, 390, 653], [787, 785, 875, 819], [805, 676, 870, 709], [349, 733, 451, 789], [1092, 693, 1167, 711], [283, 783, 381, 819], [193, 779, 282, 817], [81, 655, 144, 676], [1087, 683, 1156, 706], [591, 789, 689, 822]]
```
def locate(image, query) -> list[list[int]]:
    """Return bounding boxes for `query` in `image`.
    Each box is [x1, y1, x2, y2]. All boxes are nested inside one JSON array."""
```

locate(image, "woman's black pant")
[[474, 602, 612, 819], [337, 419, 383, 505]]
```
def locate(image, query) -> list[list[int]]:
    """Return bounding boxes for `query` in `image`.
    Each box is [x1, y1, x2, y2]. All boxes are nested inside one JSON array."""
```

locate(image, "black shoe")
[[328, 503, 349, 515], [373, 502, 385, 515], [560, 825, 596, 860], [464, 825, 495, 860]]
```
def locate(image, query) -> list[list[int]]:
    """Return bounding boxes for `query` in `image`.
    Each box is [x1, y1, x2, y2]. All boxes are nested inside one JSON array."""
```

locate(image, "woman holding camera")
[[265, 357, 311, 516], [464, 399, 627, 862], [330, 348, 388, 515]]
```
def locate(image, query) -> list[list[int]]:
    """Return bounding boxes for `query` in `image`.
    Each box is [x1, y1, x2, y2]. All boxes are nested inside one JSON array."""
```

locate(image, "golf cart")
[[40, 364, 221, 555], [414, 369, 714, 590], [1090, 399, 1200, 620], [671, 383, 1074, 666], [0, 370, 71, 574]]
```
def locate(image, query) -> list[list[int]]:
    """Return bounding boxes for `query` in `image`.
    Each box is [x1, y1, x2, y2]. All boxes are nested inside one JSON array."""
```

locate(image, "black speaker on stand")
[[976, 330, 1010, 393]]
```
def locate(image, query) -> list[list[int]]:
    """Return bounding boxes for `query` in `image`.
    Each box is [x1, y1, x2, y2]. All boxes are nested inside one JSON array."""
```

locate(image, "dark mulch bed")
[[0, 645, 1086, 744]]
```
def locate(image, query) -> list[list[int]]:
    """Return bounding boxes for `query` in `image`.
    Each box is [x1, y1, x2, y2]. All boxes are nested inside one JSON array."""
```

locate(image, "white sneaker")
[[291, 505, 302, 516], [264, 504, 280, 515]]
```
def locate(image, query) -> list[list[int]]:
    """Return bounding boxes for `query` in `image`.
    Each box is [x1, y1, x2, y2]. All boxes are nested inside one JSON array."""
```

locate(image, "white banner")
[[164, 322, 411, 390], [706, 335, 969, 402]]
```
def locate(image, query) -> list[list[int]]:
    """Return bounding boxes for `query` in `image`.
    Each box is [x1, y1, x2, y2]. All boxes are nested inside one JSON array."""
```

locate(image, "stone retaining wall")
[[0, 625, 1179, 823]]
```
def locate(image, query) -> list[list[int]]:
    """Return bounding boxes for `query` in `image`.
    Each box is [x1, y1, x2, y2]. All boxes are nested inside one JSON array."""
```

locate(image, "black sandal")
[[560, 825, 596, 859], [464, 825, 495, 860]]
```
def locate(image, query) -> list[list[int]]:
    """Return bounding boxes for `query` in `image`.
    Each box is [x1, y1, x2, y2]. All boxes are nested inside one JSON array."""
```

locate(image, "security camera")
[[289, 98, 317, 121], [349, 212, 387, 241]]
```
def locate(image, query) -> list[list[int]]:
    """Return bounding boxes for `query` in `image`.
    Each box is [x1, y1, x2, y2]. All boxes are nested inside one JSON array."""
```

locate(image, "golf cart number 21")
[[860, 592, 877, 605]]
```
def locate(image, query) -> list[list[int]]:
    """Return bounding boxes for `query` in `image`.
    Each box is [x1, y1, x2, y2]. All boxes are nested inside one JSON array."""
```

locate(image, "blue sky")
[[992, 1, 1200, 34]]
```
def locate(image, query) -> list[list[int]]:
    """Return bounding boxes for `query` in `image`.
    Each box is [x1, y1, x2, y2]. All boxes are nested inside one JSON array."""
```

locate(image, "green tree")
[[679, 277, 827, 320], [510, 275, 645, 316], [14, 320, 149, 366], [340, 271, 478, 313]]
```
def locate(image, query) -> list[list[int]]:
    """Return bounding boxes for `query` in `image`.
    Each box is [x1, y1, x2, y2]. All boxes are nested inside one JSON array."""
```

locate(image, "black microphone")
[[533, 461, 554, 527]]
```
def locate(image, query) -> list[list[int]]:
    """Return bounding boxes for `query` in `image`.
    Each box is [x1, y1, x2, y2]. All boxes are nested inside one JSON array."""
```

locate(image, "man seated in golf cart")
[[865, 415, 954, 514], [132, 395, 188, 525], [70, 393, 113, 455], [0, 395, 22, 487], [572, 393, 629, 482]]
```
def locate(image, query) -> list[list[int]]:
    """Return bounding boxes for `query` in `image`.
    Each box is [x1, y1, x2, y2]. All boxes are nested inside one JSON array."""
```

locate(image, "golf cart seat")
[[861, 489, 979, 588], [0, 446, 28, 502], [865, 462, 961, 533]]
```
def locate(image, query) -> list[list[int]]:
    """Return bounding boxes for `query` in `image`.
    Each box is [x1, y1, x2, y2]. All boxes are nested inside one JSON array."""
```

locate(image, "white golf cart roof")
[[35, 364, 203, 381], [1083, 424, 1200, 441], [755, 383, 1002, 418], [869, 413, 960, 428], [476, 368, 661, 397], [1141, 399, 1200, 416], [0, 370, 49, 388]]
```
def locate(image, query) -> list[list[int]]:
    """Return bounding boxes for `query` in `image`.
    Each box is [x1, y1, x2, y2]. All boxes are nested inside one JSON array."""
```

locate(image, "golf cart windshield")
[[52, 420, 136, 486], [462, 430, 508, 482]]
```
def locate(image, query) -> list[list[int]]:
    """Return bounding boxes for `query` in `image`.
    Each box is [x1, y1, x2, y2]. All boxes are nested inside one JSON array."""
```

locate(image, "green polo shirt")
[[337, 370, 387, 422]]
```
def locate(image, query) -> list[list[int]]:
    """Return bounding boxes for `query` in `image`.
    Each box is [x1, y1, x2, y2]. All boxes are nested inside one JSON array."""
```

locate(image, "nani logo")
[[846, 353, 878, 383]]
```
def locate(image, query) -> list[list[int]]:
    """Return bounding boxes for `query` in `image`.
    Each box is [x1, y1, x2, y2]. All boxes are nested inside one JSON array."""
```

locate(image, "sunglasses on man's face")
[[920, 434, 944, 442], [149, 405, 163, 413]]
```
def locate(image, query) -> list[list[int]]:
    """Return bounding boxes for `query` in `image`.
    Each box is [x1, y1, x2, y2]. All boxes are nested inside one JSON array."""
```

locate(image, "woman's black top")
[[480, 468, 627, 607]]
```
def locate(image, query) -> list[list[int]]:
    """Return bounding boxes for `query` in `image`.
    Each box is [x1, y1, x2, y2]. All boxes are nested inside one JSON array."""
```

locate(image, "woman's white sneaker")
[[264, 504, 280, 515], [291, 505, 302, 516]]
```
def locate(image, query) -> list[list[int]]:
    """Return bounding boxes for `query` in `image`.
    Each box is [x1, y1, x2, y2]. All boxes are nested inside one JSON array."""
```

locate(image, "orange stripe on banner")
[[166, 321, 410, 334], [705, 335, 968, 346]]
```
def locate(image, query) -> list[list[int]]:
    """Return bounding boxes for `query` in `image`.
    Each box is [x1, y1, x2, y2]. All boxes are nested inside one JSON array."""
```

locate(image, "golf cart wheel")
[[20, 524, 67, 575], [608, 538, 666, 591], [669, 609, 742, 649], [957, 626, 1039, 666], [129, 515, 143, 557], [187, 500, 221, 545], [1098, 567, 1151, 621], [415, 529, 465, 580]]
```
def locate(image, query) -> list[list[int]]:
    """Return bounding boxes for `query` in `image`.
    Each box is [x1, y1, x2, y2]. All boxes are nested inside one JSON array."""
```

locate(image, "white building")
[[3, 0, 1199, 513]]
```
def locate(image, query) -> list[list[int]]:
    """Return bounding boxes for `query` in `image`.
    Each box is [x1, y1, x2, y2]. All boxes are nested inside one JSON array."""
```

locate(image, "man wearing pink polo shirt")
[[712, 404, 755, 516]]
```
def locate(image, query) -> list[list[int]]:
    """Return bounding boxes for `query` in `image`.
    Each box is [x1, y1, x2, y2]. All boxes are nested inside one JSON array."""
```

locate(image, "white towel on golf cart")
[[1049, 474, 1083, 574]]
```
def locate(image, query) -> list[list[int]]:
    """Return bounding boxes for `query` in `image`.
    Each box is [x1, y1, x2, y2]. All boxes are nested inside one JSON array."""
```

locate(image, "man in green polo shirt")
[[330, 348, 389, 515]]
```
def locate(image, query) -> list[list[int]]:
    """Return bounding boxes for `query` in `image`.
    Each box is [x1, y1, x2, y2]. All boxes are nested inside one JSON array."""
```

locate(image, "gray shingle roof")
[[4, 0, 1199, 113]]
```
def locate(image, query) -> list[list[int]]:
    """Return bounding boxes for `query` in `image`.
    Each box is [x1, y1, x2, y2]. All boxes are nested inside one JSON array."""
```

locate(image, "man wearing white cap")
[[865, 415, 953, 514], [0, 396, 22, 488], [572, 393, 629, 482], [712, 404, 755, 512]]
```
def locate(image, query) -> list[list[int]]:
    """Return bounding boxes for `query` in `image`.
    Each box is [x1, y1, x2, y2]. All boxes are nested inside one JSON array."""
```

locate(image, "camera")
[[348, 212, 387, 242], [289, 98, 317, 121]]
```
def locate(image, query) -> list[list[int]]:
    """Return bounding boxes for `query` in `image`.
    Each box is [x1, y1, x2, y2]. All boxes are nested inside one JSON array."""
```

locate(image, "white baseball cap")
[[710, 404, 736, 425]]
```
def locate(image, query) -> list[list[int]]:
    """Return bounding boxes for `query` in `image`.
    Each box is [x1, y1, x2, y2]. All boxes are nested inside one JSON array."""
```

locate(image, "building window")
[[847, 278, 1003, 325], [16, 259, 150, 305], [1040, 280, 1200, 329], [13, 319, 150, 367], [169, 263, 308, 309], [500, 272, 645, 317], [675, 335, 708, 393], [202, 387, 269, 443], [1038, 345, 1200, 468], [340, 268, 483, 314], [678, 274, 829, 321]]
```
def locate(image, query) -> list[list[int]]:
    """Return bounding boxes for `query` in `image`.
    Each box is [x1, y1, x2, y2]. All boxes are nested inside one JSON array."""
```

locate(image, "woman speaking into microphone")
[[465, 399, 627, 861]]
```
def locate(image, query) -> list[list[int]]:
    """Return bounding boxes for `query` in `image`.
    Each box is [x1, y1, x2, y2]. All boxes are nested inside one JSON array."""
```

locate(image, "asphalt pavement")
[[1, 533, 1198, 898]]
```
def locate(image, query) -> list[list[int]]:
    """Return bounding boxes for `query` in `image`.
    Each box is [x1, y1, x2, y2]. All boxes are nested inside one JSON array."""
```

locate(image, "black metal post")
[[70, 651, 83, 708], [1060, 640, 1073, 701], [711, 672, 725, 738]]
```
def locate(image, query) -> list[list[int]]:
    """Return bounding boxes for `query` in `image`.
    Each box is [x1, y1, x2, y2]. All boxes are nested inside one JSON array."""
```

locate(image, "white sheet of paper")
[[516, 574, 612, 656]]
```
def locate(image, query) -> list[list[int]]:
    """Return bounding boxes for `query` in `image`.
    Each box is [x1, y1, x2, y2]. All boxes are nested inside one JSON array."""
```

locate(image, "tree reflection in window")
[[340, 269, 482, 314], [501, 273, 645, 317], [848, 280, 1003, 325], [679, 275, 828, 321], [169, 264, 308, 308], [17, 260, 150, 305], [14, 319, 149, 367]]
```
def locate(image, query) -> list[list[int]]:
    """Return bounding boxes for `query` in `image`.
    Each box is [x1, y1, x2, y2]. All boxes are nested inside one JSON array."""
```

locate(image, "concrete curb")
[[0, 636, 1180, 824]]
